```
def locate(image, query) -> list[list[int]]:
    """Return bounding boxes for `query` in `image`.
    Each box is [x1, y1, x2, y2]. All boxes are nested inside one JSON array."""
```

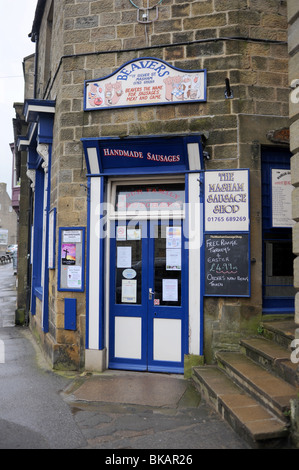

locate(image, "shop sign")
[[204, 233, 250, 297], [204, 169, 250, 232], [84, 57, 206, 111]]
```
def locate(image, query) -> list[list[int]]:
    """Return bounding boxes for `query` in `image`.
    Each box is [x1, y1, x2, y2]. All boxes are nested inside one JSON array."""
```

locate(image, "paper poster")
[[117, 246, 132, 268], [117, 195, 127, 211], [272, 169, 294, 227], [127, 228, 141, 240], [122, 279, 137, 303], [116, 226, 126, 240], [162, 279, 178, 302], [61, 243, 76, 265], [166, 248, 181, 270], [63, 230, 81, 243], [67, 266, 82, 289], [166, 227, 181, 248]]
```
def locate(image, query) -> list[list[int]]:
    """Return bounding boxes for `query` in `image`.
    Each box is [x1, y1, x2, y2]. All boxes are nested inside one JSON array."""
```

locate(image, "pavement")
[[0, 262, 250, 450]]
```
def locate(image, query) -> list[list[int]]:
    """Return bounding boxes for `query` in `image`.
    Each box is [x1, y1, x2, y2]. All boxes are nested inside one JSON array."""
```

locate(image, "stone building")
[[17, 0, 294, 377], [0, 183, 17, 250]]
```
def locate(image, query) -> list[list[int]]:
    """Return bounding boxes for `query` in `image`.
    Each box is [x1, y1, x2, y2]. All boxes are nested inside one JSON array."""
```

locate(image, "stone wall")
[[32, 0, 290, 368]]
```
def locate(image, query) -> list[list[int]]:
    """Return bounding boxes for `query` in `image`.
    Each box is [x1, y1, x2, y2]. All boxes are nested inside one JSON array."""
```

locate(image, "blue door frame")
[[109, 219, 188, 373], [261, 146, 295, 314]]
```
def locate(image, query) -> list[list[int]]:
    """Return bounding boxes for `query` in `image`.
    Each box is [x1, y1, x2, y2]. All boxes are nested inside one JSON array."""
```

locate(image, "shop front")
[[82, 135, 204, 373]]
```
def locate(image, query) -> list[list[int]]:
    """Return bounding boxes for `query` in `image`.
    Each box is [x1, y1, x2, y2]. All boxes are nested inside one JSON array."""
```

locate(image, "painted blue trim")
[[42, 144, 52, 333], [84, 57, 207, 111], [48, 208, 56, 269], [108, 362, 147, 372], [86, 169, 203, 178], [64, 298, 77, 331], [24, 99, 55, 123], [85, 178, 91, 349], [261, 148, 294, 313], [57, 227, 85, 292], [34, 287, 43, 301], [85, 179, 91, 350], [98, 176, 105, 350], [81, 134, 204, 176], [31, 167, 45, 316], [199, 172, 205, 356], [262, 307, 294, 315]]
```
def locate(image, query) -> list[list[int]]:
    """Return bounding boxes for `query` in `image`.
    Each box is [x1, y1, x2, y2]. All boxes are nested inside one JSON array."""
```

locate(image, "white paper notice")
[[63, 230, 81, 243], [272, 169, 294, 227], [162, 279, 178, 302], [166, 248, 181, 270], [122, 279, 137, 303], [127, 228, 141, 240], [116, 226, 126, 241], [67, 266, 82, 288], [117, 246, 132, 268], [166, 227, 181, 248]]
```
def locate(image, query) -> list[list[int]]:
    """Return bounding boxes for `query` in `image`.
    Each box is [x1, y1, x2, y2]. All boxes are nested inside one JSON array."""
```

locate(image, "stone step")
[[216, 351, 297, 421], [192, 365, 289, 448], [240, 336, 299, 387], [262, 320, 296, 350]]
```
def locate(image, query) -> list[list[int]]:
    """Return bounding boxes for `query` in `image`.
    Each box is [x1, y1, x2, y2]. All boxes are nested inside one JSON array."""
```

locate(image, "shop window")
[[114, 183, 185, 213]]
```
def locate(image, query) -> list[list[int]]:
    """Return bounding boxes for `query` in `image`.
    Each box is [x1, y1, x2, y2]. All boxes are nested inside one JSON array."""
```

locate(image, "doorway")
[[261, 147, 296, 314], [108, 183, 188, 373]]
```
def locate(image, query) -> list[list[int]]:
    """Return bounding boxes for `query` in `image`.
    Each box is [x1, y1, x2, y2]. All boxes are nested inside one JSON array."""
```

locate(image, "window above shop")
[[110, 179, 186, 219]]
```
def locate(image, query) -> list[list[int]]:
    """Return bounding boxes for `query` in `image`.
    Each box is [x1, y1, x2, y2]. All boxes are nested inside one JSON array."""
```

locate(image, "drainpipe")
[[33, 33, 38, 99]]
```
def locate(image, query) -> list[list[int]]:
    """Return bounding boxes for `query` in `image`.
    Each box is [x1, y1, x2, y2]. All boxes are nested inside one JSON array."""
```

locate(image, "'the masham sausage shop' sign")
[[205, 169, 250, 232], [84, 57, 207, 111]]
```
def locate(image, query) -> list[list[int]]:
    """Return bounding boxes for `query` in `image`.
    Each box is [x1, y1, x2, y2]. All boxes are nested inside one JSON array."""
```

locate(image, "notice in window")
[[117, 246, 132, 268], [162, 279, 178, 302], [166, 226, 181, 248], [166, 248, 181, 271], [272, 169, 295, 227], [122, 279, 137, 303], [67, 266, 82, 289]]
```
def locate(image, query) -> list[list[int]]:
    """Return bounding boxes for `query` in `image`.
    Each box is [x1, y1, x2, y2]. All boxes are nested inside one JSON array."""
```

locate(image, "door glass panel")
[[115, 184, 185, 212], [115, 224, 142, 304], [264, 239, 296, 298], [154, 224, 181, 307]]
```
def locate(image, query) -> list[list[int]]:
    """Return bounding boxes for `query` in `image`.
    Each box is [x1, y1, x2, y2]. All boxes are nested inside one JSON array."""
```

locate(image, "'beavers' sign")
[[84, 57, 207, 110]]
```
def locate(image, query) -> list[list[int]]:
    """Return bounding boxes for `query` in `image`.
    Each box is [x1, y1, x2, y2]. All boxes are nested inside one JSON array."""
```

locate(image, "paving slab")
[[72, 372, 191, 407]]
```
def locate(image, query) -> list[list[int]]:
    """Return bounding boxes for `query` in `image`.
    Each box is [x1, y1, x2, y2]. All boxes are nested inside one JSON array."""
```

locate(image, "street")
[[0, 263, 249, 450]]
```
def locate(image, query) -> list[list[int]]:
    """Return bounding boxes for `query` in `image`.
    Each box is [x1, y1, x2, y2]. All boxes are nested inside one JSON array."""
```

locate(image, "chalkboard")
[[204, 233, 250, 297]]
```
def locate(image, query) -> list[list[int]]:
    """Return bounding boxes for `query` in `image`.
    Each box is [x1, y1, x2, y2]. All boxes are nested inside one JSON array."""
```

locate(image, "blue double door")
[[109, 219, 187, 373]]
